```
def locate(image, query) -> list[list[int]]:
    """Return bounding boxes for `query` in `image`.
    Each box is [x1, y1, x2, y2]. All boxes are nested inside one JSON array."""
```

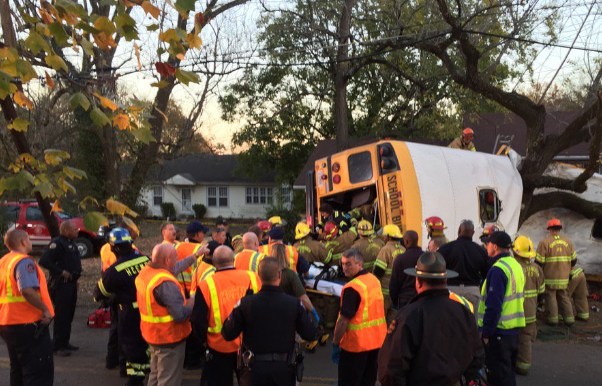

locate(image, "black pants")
[[50, 280, 77, 350], [485, 334, 518, 386], [107, 300, 126, 370], [119, 306, 149, 386], [338, 348, 379, 386], [0, 323, 54, 386], [200, 348, 250, 386], [250, 361, 295, 386], [184, 332, 203, 367]]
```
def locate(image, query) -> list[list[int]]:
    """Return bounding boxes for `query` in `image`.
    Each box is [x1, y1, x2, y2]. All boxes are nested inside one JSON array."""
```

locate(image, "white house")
[[140, 154, 292, 219]]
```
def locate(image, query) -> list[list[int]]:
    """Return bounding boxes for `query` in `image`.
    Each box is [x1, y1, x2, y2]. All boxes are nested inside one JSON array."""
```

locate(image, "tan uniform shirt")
[[448, 137, 476, 151], [352, 235, 384, 270], [323, 228, 358, 263], [516, 257, 545, 324], [294, 237, 330, 264], [536, 234, 576, 289], [374, 240, 405, 296]]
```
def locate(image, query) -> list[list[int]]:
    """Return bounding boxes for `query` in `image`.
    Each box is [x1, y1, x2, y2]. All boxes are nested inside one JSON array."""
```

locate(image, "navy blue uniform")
[[94, 251, 150, 386], [39, 236, 82, 351]]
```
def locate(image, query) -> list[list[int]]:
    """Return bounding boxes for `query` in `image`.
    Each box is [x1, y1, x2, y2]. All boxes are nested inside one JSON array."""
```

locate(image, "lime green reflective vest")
[[478, 256, 526, 330]]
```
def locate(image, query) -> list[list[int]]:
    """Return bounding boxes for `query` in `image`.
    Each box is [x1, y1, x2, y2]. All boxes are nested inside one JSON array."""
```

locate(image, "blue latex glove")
[[311, 308, 320, 327], [331, 344, 341, 364]]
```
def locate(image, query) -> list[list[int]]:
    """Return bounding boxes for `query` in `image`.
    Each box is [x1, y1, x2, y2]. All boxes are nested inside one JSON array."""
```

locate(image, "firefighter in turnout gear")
[[425, 216, 449, 245], [513, 236, 545, 376], [93, 228, 153, 386], [322, 222, 358, 266], [449, 127, 476, 151], [536, 219, 576, 326], [317, 203, 352, 234], [351, 220, 384, 271], [568, 266, 589, 322], [294, 222, 331, 264], [373, 224, 405, 323]]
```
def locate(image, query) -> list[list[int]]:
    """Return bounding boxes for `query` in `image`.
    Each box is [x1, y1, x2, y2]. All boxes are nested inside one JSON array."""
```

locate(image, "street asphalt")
[[1, 305, 601, 385]]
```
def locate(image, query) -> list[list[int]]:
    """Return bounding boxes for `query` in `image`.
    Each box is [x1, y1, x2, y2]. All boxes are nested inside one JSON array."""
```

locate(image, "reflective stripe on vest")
[[140, 273, 176, 324], [478, 257, 526, 330], [346, 278, 386, 331], [206, 271, 258, 334]]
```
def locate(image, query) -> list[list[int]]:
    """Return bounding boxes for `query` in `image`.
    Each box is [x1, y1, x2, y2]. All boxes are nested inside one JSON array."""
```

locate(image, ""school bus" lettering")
[[386, 174, 403, 227]]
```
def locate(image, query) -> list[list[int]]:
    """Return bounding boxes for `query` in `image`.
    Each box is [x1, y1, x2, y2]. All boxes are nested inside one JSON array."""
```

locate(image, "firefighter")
[[0, 230, 54, 386], [322, 222, 358, 266], [234, 232, 266, 272], [480, 224, 499, 249], [317, 203, 352, 234], [331, 249, 386, 386], [425, 216, 448, 244], [536, 218, 576, 326], [93, 228, 158, 386], [568, 266, 589, 322], [294, 222, 331, 264], [513, 236, 545, 376], [191, 246, 261, 386], [351, 220, 383, 271], [373, 224, 405, 323], [258, 220, 273, 245], [259, 227, 310, 274], [448, 127, 476, 151]]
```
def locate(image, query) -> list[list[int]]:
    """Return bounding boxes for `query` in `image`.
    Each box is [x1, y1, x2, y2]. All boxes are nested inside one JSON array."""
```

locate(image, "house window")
[[208, 186, 228, 207], [281, 186, 292, 203], [479, 189, 499, 223], [182, 188, 192, 212], [246, 186, 274, 205], [153, 186, 163, 206]]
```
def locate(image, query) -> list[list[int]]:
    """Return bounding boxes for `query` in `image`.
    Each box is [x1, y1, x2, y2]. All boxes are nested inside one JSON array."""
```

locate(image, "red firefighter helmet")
[[463, 128, 474, 140], [425, 216, 446, 231], [258, 220, 273, 232], [480, 225, 499, 242], [323, 222, 338, 240], [547, 218, 562, 229]]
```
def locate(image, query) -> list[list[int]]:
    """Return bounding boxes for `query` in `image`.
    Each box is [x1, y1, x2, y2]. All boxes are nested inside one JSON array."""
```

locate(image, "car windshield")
[[55, 212, 72, 219]]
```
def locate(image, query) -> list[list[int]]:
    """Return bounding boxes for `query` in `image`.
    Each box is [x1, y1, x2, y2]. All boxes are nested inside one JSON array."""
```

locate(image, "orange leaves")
[[51, 200, 63, 213], [155, 62, 176, 78], [93, 33, 118, 50], [113, 114, 130, 130], [141, 1, 161, 19], [45, 71, 55, 89], [14, 91, 33, 110], [93, 92, 118, 111], [134, 43, 142, 70], [186, 33, 203, 50]]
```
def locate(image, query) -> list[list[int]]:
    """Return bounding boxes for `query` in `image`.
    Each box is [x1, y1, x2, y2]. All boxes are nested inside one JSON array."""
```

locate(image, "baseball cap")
[[187, 221, 209, 235], [488, 231, 513, 249], [268, 227, 285, 240], [206, 240, 221, 256]]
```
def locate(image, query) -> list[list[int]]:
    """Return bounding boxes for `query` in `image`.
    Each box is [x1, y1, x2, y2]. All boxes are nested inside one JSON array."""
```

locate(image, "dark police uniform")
[[221, 285, 316, 386], [39, 235, 82, 352], [94, 251, 151, 386]]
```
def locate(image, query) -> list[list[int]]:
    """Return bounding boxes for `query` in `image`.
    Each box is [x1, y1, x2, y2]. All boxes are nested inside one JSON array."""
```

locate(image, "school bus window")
[[479, 189, 498, 222], [348, 152, 373, 184], [591, 219, 602, 240]]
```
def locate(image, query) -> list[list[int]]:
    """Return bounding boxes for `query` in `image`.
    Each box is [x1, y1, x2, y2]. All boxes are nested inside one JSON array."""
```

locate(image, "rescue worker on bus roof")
[[351, 220, 384, 271], [512, 235, 544, 376], [373, 224, 405, 323], [322, 222, 359, 266], [536, 218, 576, 326], [449, 127, 476, 151], [94, 228, 155, 386], [234, 232, 266, 272], [294, 222, 331, 264]]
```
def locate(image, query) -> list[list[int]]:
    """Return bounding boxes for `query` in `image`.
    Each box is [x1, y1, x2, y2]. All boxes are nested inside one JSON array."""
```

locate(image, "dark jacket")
[[438, 236, 489, 286], [39, 235, 82, 280], [378, 289, 484, 386], [221, 285, 316, 353], [389, 246, 424, 308]]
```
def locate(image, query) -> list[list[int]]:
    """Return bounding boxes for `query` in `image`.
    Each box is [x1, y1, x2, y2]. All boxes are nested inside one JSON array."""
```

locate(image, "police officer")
[[0, 229, 54, 386], [222, 257, 316, 386], [39, 220, 82, 356], [94, 228, 154, 386]]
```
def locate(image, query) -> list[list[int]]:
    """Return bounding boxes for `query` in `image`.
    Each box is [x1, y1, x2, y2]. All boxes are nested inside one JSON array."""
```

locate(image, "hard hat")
[[323, 222, 338, 240], [463, 128, 474, 138], [382, 224, 402, 239], [425, 216, 446, 231], [108, 228, 132, 245], [357, 220, 374, 236], [295, 222, 310, 240], [268, 216, 283, 226], [480, 225, 499, 242], [513, 235, 536, 259], [547, 218, 562, 229], [258, 220, 273, 232]]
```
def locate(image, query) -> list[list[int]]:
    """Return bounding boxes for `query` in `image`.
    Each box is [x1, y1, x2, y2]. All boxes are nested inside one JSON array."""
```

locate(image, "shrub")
[[160, 202, 176, 219], [193, 204, 207, 220]]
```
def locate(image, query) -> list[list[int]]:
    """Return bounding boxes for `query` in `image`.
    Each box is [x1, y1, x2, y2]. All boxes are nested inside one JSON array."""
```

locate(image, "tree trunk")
[[334, 0, 354, 152], [0, 0, 59, 237]]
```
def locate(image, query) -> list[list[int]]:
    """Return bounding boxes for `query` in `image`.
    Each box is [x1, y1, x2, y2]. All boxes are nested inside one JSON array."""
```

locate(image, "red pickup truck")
[[1, 200, 105, 258]]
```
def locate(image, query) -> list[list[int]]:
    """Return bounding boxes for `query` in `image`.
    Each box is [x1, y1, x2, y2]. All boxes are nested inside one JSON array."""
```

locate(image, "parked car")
[[1, 200, 105, 258]]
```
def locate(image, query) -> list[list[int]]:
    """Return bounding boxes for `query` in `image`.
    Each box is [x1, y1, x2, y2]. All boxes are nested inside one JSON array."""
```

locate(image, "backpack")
[[87, 307, 111, 328]]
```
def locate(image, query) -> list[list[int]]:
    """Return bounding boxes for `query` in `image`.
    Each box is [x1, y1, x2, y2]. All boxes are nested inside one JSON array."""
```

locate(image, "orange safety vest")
[[135, 265, 192, 345], [0, 251, 55, 325], [338, 272, 386, 353], [234, 250, 265, 272], [258, 243, 298, 272], [173, 241, 202, 292], [199, 269, 261, 353], [101, 243, 141, 273], [190, 260, 216, 296], [449, 291, 474, 313]]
